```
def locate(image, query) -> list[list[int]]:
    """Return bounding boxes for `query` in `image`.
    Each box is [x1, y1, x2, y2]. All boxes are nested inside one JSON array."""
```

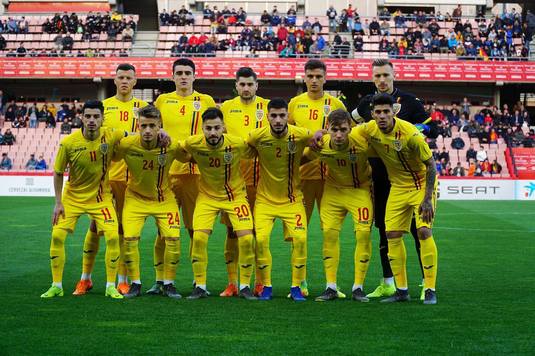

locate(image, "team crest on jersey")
[[157, 153, 167, 166], [223, 152, 233, 163], [256, 109, 264, 121], [348, 152, 357, 162], [100, 143, 108, 154], [393, 140, 402, 152], [132, 107, 140, 119], [323, 105, 331, 116], [287, 141, 297, 154], [193, 101, 201, 111]]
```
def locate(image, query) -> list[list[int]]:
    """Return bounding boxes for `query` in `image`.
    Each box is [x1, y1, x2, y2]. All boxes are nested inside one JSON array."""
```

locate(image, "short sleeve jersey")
[[351, 118, 432, 190], [102, 96, 148, 181], [115, 136, 187, 202], [288, 92, 346, 180], [305, 133, 371, 189], [54, 128, 125, 203], [247, 125, 312, 204], [184, 134, 252, 201], [155, 90, 216, 175]]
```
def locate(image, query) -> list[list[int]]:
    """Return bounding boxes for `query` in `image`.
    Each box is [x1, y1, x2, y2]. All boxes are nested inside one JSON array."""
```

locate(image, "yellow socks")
[[354, 229, 371, 287], [322, 229, 339, 285], [387, 237, 408, 289], [224, 233, 239, 285], [238, 234, 255, 287], [191, 231, 209, 286], [291, 234, 307, 287], [103, 230, 120, 284], [163, 237, 180, 282], [124, 236, 140, 282], [420, 236, 438, 290], [255, 233, 272, 286], [153, 234, 165, 281], [50, 229, 68, 284], [81, 229, 99, 276]]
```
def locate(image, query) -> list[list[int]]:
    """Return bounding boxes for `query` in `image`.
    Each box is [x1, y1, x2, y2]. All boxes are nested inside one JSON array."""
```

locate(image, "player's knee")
[[51, 229, 67, 247], [386, 231, 403, 239], [417, 227, 432, 240], [235, 229, 253, 238], [124, 236, 139, 248]]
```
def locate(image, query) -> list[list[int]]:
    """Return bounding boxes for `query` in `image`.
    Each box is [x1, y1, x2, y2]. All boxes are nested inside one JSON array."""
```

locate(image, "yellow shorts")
[[320, 184, 373, 232], [170, 174, 199, 230], [193, 193, 253, 232], [54, 195, 118, 233], [122, 191, 180, 238], [254, 199, 307, 241], [220, 185, 257, 228], [110, 180, 127, 219], [385, 182, 438, 232]]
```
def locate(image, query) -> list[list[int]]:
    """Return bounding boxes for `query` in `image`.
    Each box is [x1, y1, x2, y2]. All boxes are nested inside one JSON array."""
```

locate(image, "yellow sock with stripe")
[[354, 229, 372, 287], [191, 231, 209, 286], [81, 229, 99, 278], [124, 237, 141, 282], [291, 235, 307, 287], [322, 229, 339, 286], [387, 237, 408, 289], [163, 237, 181, 282], [419, 236, 438, 290], [117, 233, 128, 283], [103, 230, 120, 284], [224, 233, 239, 285], [153, 234, 165, 281], [50, 229, 68, 285], [255, 233, 272, 286], [238, 234, 255, 288]]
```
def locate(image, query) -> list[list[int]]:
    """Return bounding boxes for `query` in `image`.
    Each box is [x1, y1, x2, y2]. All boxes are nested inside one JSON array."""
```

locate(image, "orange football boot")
[[219, 283, 239, 297], [72, 279, 93, 295]]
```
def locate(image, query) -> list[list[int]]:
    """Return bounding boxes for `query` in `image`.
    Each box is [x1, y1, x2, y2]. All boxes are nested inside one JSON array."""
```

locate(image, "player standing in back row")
[[74, 63, 148, 296], [288, 59, 345, 296], [149, 58, 216, 295]]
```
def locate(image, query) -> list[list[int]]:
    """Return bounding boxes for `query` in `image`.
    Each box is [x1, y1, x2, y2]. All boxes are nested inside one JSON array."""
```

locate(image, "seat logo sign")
[[524, 182, 535, 198]]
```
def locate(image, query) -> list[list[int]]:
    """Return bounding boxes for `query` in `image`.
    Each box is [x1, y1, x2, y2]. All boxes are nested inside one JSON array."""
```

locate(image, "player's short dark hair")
[[138, 105, 161, 120], [267, 98, 288, 111], [235, 67, 257, 81], [82, 100, 104, 114], [328, 109, 352, 127], [372, 59, 394, 69], [202, 107, 224, 123], [372, 93, 395, 107], [116, 63, 136, 73], [172, 58, 195, 73], [304, 59, 326, 72]]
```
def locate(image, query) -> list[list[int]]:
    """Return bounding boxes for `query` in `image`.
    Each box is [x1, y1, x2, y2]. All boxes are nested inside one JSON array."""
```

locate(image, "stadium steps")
[[131, 31, 159, 57]]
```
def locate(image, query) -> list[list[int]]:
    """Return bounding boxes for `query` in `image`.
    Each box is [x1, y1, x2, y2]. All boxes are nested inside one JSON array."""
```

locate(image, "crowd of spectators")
[[160, 4, 533, 60], [1, 99, 83, 132], [4, 42, 130, 58], [432, 143, 504, 177]]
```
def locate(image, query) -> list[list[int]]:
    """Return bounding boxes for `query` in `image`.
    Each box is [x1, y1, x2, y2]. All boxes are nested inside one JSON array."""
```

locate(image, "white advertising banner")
[[515, 180, 535, 201], [0, 175, 54, 197], [438, 179, 516, 200]]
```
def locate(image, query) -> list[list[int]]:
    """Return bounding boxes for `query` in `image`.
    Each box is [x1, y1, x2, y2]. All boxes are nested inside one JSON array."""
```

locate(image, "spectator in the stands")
[[476, 145, 487, 162], [16, 42, 27, 57], [0, 34, 6, 50], [61, 118, 72, 134], [2, 128, 15, 145], [26, 154, 38, 170], [122, 25, 134, 42], [394, 9, 406, 28], [12, 115, 27, 128], [452, 4, 462, 20], [62, 32, 74, 50], [439, 146, 450, 164], [465, 143, 476, 162], [0, 129, 3, 145], [369, 17, 380, 35], [452, 162, 466, 177], [353, 34, 363, 52], [326, 5, 337, 32], [378, 8, 391, 21], [0, 153, 12, 170], [160, 9, 170, 25], [260, 10, 271, 25], [35, 155, 47, 170]]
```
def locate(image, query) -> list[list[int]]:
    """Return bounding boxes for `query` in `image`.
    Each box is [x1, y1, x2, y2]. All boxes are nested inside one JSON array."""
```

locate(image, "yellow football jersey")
[[54, 128, 125, 204], [114, 136, 188, 202], [305, 133, 371, 189], [184, 134, 252, 201], [247, 125, 312, 204], [102, 96, 148, 182], [155, 90, 216, 175], [288, 92, 346, 180], [220, 95, 269, 186], [351, 118, 432, 190]]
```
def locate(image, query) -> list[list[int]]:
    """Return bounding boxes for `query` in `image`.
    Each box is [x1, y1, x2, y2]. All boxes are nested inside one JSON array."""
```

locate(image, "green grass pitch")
[[0, 197, 533, 354]]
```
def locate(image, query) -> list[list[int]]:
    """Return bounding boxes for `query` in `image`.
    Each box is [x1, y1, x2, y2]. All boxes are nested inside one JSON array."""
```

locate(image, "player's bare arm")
[[419, 156, 437, 223]]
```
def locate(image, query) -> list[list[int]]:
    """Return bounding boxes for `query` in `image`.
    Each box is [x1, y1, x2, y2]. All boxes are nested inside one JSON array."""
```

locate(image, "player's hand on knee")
[[52, 202, 65, 225], [418, 198, 434, 223]]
